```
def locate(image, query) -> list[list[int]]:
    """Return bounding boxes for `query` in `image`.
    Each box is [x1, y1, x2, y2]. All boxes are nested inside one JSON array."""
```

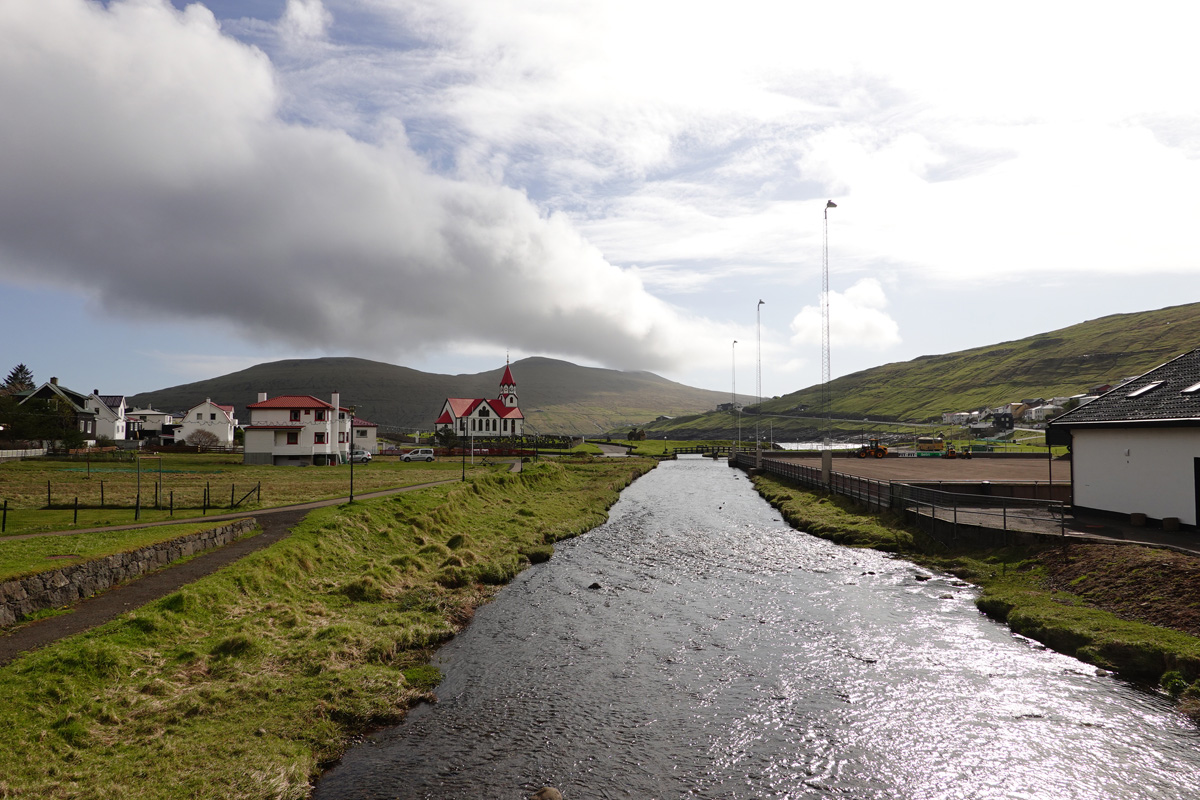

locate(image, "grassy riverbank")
[[751, 473, 1200, 720], [0, 458, 653, 800]]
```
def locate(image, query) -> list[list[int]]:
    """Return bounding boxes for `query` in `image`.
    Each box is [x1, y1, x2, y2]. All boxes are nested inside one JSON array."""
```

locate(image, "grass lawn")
[[0, 454, 500, 537], [0, 458, 654, 800], [0, 520, 257, 583]]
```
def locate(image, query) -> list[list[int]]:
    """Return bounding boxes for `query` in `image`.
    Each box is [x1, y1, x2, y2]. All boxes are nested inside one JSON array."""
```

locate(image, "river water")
[[315, 457, 1200, 799]]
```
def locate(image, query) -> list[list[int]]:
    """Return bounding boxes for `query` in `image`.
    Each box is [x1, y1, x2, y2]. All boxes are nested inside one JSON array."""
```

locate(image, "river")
[[315, 457, 1200, 799]]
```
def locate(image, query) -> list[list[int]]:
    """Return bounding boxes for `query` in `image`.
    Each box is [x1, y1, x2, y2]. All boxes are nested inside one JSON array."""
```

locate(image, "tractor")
[[857, 437, 888, 458]]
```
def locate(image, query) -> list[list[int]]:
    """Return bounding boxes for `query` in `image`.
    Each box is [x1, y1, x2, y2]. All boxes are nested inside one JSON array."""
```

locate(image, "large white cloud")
[[790, 278, 901, 350], [0, 0, 724, 374]]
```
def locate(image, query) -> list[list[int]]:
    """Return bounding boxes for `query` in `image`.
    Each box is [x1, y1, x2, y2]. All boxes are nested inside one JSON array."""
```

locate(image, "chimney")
[[332, 391, 341, 416], [258, 392, 267, 402], [50, 377, 58, 385], [93, 389, 99, 396]]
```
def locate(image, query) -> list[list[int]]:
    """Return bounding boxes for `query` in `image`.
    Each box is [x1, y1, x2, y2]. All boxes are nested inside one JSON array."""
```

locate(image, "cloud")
[[789, 278, 901, 350], [0, 0, 723, 375]]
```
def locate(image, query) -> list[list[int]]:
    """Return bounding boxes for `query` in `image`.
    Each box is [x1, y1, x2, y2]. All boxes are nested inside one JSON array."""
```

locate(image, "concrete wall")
[[1073, 428, 1200, 526], [0, 518, 256, 627]]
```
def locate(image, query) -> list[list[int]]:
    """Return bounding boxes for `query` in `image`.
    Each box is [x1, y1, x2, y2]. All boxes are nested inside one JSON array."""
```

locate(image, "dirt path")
[[0, 478, 462, 665]]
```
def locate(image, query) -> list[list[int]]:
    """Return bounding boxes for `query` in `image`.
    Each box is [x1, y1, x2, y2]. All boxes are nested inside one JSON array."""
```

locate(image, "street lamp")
[[756, 300, 764, 467], [348, 405, 357, 503], [732, 339, 740, 451]]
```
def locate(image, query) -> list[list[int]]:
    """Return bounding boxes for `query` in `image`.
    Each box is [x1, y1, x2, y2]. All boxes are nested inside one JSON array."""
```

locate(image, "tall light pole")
[[822, 200, 837, 450], [756, 299, 764, 465], [732, 339, 740, 450], [347, 405, 357, 503]]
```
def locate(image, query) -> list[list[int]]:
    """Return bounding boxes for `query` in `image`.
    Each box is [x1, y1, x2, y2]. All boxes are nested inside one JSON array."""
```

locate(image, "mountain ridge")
[[127, 356, 745, 437]]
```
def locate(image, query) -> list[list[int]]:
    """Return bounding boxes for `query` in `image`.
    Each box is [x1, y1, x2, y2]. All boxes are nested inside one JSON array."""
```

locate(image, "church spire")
[[499, 360, 517, 407]]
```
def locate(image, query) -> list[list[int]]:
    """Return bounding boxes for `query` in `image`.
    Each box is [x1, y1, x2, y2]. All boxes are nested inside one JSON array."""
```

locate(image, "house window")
[[316, 410, 326, 422], [1126, 381, 1163, 398], [210, 413, 216, 420], [196, 413, 202, 420], [286, 432, 299, 445], [315, 432, 326, 444], [290, 410, 301, 421]]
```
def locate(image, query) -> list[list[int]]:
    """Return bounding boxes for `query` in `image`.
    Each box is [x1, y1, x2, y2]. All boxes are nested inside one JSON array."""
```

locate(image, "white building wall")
[[1072, 427, 1200, 526], [176, 400, 237, 444]]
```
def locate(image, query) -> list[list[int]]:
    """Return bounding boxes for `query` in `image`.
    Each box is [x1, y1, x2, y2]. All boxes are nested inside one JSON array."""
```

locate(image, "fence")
[[734, 452, 1065, 548], [1, 482, 262, 532]]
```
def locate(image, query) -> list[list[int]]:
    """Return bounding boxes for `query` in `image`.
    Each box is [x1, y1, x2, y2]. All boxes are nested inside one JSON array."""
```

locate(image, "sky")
[[2, 0, 1200, 401]]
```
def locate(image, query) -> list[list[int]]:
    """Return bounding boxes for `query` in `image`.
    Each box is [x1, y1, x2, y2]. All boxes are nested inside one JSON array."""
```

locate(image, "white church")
[[435, 363, 525, 438]]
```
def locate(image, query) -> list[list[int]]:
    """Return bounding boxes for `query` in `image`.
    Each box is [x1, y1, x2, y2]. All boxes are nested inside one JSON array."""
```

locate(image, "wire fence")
[[735, 453, 1065, 546]]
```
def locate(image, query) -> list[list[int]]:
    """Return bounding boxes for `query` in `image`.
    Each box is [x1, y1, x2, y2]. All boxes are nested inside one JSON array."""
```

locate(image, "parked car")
[[401, 448, 435, 462], [349, 449, 372, 463]]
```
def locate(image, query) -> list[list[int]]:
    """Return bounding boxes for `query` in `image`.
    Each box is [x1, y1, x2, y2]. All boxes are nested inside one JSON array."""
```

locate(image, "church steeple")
[[499, 359, 518, 408]]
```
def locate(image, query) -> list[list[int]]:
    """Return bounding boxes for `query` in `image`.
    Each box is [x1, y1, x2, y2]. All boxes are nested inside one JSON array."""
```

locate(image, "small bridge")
[[672, 445, 744, 457]]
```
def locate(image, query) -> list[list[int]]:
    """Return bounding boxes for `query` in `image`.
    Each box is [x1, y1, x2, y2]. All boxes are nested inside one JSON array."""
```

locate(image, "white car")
[[349, 450, 372, 463], [401, 448, 435, 462]]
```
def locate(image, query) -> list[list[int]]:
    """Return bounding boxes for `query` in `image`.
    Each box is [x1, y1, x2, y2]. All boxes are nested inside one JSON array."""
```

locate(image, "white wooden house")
[[87, 391, 128, 441], [175, 398, 238, 445], [1047, 348, 1200, 527]]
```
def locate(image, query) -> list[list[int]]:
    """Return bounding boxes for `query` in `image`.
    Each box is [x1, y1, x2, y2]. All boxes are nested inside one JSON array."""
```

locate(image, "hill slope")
[[127, 357, 744, 437], [642, 302, 1200, 439]]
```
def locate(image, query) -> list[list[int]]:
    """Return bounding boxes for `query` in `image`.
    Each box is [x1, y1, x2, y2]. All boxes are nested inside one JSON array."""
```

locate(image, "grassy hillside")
[[635, 302, 1200, 438], [127, 356, 747, 438]]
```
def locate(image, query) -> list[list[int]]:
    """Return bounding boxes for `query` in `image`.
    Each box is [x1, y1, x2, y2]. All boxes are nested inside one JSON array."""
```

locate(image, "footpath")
[[0, 475, 482, 665]]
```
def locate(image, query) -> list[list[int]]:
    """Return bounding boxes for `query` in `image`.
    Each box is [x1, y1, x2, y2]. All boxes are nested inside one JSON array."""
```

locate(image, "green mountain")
[[126, 356, 746, 438], [639, 302, 1200, 440]]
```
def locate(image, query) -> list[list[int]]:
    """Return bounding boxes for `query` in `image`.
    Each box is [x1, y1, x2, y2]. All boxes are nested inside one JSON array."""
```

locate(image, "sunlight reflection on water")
[[316, 457, 1200, 800]]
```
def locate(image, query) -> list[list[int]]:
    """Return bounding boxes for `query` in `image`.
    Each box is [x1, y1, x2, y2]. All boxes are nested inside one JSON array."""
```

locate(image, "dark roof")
[[1048, 348, 1200, 434]]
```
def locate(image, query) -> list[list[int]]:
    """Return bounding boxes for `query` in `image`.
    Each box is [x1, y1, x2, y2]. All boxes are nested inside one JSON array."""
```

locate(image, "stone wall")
[[0, 518, 257, 627]]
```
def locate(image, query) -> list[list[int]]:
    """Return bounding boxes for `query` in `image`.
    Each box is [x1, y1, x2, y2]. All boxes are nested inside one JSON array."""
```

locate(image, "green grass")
[[0, 520, 254, 582], [0, 454, 495, 537], [937, 551, 1200, 684], [0, 458, 654, 799]]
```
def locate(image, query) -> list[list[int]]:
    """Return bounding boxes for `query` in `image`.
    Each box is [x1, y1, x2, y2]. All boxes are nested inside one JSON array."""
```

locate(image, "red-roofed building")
[[175, 398, 238, 445], [243, 390, 372, 465], [435, 363, 524, 439]]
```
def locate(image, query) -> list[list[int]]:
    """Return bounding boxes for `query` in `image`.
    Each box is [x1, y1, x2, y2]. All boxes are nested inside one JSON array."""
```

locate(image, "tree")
[[186, 430, 221, 452], [434, 426, 460, 450], [2, 364, 33, 395]]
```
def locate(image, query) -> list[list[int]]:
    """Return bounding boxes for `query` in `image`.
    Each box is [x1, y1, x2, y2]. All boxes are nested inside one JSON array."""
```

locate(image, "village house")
[[174, 398, 238, 446], [243, 391, 374, 465], [1047, 348, 1200, 527], [127, 407, 175, 441], [435, 363, 524, 439], [86, 391, 129, 441], [15, 377, 97, 441]]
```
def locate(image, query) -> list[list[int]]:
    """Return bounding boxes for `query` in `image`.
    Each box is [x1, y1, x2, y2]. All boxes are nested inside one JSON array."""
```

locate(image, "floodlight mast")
[[822, 200, 836, 450]]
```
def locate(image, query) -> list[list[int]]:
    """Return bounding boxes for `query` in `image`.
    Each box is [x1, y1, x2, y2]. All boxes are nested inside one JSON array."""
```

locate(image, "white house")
[[1047, 348, 1200, 527], [350, 415, 379, 454], [175, 398, 238, 446], [243, 391, 357, 466], [435, 363, 525, 439], [87, 391, 128, 441]]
